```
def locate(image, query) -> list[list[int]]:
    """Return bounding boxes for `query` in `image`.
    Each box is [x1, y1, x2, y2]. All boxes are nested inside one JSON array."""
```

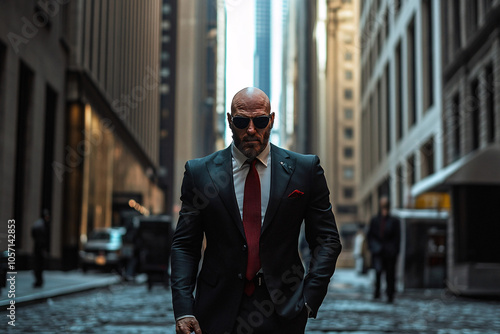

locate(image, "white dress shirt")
[[231, 142, 271, 225]]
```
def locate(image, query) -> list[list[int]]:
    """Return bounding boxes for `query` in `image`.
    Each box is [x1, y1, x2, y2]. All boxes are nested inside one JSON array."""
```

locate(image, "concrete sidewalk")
[[330, 268, 373, 293], [0, 270, 122, 307]]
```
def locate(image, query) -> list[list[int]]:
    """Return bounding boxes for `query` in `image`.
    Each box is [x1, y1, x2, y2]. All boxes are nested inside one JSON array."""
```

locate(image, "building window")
[[162, 3, 172, 15], [343, 187, 354, 199], [344, 88, 353, 100], [394, 0, 401, 16], [468, 0, 479, 33], [344, 108, 353, 119], [452, 94, 461, 161], [407, 17, 417, 127], [41, 85, 58, 214], [395, 41, 403, 140], [14, 61, 35, 248], [343, 166, 354, 180], [344, 147, 354, 158], [336, 205, 357, 214], [407, 155, 415, 186], [422, 0, 434, 112], [384, 9, 390, 37], [396, 165, 404, 208], [345, 51, 352, 61], [486, 64, 495, 143], [470, 79, 480, 151], [452, 0, 461, 52], [377, 79, 383, 161], [345, 70, 353, 80], [344, 127, 354, 139], [0, 41, 6, 124], [385, 64, 391, 153], [420, 138, 435, 179]]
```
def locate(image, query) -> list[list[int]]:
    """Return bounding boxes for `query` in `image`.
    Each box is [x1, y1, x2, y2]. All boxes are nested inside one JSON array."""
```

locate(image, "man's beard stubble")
[[233, 127, 271, 160]]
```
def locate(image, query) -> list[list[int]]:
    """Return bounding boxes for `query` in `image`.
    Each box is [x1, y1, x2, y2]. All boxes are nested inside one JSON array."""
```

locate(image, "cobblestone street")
[[6, 269, 500, 333]]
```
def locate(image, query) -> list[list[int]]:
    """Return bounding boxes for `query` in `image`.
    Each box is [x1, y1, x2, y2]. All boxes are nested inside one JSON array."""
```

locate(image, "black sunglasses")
[[231, 115, 271, 129]]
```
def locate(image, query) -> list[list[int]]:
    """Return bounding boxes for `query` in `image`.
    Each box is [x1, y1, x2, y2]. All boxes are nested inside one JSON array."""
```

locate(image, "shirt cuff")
[[176, 315, 195, 321], [305, 303, 314, 318]]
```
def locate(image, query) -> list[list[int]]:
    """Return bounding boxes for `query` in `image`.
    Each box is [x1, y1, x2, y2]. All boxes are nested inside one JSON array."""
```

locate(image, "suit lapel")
[[207, 147, 246, 239], [262, 144, 295, 234]]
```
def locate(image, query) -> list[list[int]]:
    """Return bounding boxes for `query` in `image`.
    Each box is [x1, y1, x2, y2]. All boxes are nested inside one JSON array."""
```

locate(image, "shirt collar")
[[231, 142, 270, 169]]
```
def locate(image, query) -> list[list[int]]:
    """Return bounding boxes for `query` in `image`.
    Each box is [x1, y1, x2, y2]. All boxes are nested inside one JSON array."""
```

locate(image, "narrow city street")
[[7, 269, 500, 333]]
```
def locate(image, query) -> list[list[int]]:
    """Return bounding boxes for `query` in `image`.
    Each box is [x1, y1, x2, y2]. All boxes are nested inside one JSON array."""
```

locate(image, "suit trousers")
[[231, 280, 308, 334], [373, 255, 397, 299]]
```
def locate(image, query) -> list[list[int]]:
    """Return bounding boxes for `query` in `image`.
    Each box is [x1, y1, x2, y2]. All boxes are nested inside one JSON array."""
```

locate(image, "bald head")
[[230, 87, 271, 115]]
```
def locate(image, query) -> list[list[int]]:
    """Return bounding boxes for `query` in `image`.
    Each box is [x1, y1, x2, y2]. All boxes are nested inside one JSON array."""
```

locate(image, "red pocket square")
[[288, 189, 304, 198]]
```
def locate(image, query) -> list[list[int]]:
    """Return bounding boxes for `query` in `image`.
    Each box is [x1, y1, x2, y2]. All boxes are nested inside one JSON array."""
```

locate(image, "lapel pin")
[[280, 161, 292, 174]]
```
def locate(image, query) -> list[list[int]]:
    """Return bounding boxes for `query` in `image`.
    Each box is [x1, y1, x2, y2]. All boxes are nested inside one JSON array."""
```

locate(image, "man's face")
[[228, 89, 274, 159], [380, 198, 389, 217]]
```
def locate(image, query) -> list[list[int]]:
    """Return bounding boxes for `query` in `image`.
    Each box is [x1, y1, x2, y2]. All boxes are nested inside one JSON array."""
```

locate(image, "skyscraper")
[[254, 0, 272, 98]]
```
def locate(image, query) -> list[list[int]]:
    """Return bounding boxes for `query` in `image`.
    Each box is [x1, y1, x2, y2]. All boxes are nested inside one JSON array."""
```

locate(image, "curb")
[[0, 276, 122, 307]]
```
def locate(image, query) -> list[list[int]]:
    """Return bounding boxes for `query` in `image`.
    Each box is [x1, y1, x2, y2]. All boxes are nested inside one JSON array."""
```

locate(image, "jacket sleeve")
[[170, 161, 205, 319], [303, 156, 342, 318]]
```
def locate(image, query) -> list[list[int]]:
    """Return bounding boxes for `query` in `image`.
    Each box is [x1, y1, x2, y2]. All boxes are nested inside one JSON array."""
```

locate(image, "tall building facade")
[[172, 0, 225, 220], [359, 0, 445, 284], [0, 0, 165, 269], [359, 0, 444, 218], [158, 0, 178, 216], [429, 0, 500, 295], [360, 0, 500, 294], [280, 0, 360, 266], [0, 0, 68, 268], [282, 0, 320, 155], [254, 0, 272, 98], [324, 0, 361, 266]]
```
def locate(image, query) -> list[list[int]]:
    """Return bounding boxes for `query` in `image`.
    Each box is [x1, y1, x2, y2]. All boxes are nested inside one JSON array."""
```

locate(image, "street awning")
[[412, 143, 500, 196], [446, 143, 500, 184]]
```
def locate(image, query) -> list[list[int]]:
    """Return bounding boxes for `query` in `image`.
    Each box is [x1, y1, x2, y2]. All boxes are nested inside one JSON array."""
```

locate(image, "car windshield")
[[88, 231, 111, 241]]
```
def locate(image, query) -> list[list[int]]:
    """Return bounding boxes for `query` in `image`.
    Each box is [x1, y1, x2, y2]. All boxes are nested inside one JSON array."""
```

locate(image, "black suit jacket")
[[171, 144, 342, 333], [367, 214, 401, 258]]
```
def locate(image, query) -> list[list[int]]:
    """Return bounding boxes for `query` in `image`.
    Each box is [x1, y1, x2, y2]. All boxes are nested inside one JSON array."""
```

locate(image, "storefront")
[[392, 209, 449, 291], [412, 144, 500, 296]]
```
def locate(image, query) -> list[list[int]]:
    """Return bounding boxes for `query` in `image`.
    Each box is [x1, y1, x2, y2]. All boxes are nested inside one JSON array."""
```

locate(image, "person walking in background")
[[353, 223, 366, 275], [171, 87, 342, 334], [367, 196, 400, 303], [31, 209, 50, 288]]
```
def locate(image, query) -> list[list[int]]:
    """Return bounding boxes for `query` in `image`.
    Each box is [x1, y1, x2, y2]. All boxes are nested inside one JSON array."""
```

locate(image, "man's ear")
[[269, 112, 275, 129], [227, 113, 233, 128]]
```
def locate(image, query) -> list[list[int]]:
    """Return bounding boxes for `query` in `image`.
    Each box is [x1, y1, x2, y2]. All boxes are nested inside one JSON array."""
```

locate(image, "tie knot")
[[247, 159, 258, 169]]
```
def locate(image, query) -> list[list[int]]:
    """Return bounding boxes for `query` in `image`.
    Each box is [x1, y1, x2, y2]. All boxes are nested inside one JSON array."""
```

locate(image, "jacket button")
[[238, 273, 243, 280], [241, 245, 247, 251]]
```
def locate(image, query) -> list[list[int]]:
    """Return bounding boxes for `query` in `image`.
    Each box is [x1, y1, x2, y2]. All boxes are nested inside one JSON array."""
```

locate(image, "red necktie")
[[243, 160, 261, 296]]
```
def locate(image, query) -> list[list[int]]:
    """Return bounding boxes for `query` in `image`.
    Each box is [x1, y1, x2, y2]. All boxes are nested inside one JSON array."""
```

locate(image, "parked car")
[[79, 227, 126, 273]]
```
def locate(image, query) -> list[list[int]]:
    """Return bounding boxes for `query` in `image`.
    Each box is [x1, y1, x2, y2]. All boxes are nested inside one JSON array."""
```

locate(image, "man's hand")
[[176, 316, 202, 334]]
